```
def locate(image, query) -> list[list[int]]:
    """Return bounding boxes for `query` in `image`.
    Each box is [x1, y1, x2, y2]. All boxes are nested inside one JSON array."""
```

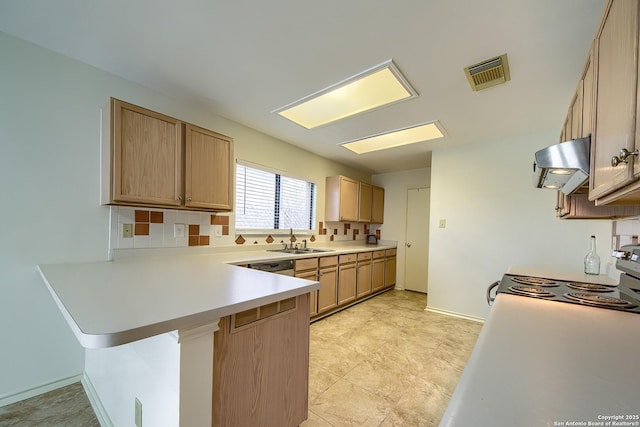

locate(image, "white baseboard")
[[81, 373, 113, 427], [0, 374, 83, 408], [425, 306, 485, 323]]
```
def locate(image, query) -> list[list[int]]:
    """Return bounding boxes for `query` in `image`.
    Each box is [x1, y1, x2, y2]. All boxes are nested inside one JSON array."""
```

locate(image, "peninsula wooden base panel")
[[212, 293, 310, 427]]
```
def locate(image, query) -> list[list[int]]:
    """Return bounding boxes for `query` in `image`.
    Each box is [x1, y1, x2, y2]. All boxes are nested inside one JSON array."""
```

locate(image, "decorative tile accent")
[[222, 225, 229, 235], [235, 235, 246, 245], [211, 215, 229, 226], [310, 235, 316, 242], [330, 235, 334, 241], [290, 235, 297, 243], [188, 236, 200, 246], [188, 224, 200, 236], [266, 235, 274, 243], [135, 210, 150, 223], [334, 229, 338, 235], [199, 235, 210, 246], [135, 223, 149, 236], [150, 211, 163, 224], [319, 221, 324, 230], [376, 229, 381, 239]]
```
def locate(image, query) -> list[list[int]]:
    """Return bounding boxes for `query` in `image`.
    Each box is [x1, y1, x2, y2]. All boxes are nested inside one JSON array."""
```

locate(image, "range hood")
[[533, 136, 590, 195]]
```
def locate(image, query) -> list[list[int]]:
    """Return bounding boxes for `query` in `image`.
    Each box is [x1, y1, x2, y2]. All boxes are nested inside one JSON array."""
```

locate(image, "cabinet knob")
[[186, 197, 192, 202], [176, 196, 183, 201], [611, 148, 639, 167]]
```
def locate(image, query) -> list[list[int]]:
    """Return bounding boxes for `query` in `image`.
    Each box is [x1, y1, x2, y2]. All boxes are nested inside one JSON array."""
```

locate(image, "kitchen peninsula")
[[37, 241, 396, 426], [38, 252, 321, 427]]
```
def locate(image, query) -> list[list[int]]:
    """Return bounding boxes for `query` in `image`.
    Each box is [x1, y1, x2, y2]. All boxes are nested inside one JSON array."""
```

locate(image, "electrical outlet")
[[135, 398, 142, 427], [438, 219, 446, 229], [174, 223, 185, 238], [123, 223, 134, 238], [213, 225, 223, 238]]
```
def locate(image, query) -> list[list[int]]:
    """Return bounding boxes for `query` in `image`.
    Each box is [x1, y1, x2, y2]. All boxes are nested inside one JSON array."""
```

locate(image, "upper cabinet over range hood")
[[533, 136, 590, 195]]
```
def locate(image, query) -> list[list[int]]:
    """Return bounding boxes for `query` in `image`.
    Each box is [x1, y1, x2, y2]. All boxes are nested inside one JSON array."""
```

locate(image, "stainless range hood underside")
[[533, 136, 590, 195]]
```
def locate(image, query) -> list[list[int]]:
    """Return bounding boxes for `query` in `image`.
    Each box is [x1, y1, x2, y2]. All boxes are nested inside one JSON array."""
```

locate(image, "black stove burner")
[[508, 285, 555, 298], [511, 276, 558, 287], [566, 282, 614, 293], [563, 292, 637, 309]]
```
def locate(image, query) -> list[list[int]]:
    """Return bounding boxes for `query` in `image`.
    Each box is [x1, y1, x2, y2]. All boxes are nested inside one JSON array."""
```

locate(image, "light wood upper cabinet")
[[358, 182, 372, 222], [110, 99, 183, 206], [371, 185, 385, 224], [325, 175, 385, 223], [184, 124, 233, 211], [103, 98, 234, 212], [325, 175, 359, 222], [590, 0, 640, 202]]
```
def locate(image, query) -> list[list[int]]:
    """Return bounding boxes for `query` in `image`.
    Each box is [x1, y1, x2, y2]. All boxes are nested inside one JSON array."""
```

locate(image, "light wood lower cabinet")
[[385, 249, 397, 288], [338, 255, 357, 305], [213, 293, 310, 427], [318, 257, 338, 314], [356, 252, 373, 299], [372, 251, 386, 293], [295, 258, 319, 317]]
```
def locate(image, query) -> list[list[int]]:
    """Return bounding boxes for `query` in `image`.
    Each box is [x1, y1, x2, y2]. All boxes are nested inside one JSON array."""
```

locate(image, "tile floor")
[[0, 290, 482, 426], [302, 290, 482, 427]]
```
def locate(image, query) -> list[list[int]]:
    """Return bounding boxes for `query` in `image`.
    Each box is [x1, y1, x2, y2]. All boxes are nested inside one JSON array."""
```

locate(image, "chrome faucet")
[[302, 239, 307, 249]]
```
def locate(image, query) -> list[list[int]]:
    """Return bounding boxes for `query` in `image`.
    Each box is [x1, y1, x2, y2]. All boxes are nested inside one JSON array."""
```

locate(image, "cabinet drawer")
[[319, 255, 338, 268], [373, 250, 386, 259], [339, 254, 357, 264], [385, 249, 397, 257], [295, 257, 318, 272], [357, 252, 372, 261]]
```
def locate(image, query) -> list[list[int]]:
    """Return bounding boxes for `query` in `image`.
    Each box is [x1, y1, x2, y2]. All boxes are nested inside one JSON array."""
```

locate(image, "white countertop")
[[38, 242, 395, 349], [440, 293, 640, 426]]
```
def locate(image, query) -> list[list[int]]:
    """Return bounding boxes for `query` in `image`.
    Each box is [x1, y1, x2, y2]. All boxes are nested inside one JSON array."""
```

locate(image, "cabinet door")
[[185, 124, 234, 211], [385, 256, 396, 288], [371, 186, 385, 224], [372, 258, 385, 292], [356, 260, 372, 298], [318, 267, 338, 314], [358, 182, 372, 222], [338, 263, 357, 305], [295, 269, 318, 316], [339, 177, 359, 221], [582, 47, 595, 139], [112, 99, 182, 206], [590, 0, 639, 200]]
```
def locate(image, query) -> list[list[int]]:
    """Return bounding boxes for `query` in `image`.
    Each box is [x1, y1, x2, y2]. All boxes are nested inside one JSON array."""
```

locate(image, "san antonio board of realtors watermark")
[[553, 415, 640, 427]]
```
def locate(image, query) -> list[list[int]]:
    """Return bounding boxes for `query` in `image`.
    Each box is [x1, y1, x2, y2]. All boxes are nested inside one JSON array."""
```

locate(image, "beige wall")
[[427, 130, 612, 320]]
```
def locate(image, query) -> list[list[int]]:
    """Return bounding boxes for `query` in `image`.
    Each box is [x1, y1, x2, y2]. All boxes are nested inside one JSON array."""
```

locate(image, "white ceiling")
[[0, 0, 606, 174]]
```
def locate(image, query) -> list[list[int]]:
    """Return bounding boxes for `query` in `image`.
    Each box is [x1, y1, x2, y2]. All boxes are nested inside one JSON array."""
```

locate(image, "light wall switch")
[[174, 223, 185, 238], [438, 219, 446, 229], [123, 223, 133, 238], [213, 225, 223, 238]]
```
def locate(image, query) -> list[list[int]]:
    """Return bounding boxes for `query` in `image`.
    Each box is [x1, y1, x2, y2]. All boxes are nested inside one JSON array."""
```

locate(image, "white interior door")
[[404, 187, 430, 293]]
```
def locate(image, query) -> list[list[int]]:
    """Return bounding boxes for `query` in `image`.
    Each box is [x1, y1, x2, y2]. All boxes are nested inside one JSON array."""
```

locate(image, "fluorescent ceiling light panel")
[[340, 121, 445, 154], [274, 60, 417, 129]]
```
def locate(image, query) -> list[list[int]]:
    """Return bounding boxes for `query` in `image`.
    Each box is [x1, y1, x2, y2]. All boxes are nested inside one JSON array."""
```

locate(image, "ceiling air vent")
[[464, 54, 511, 91]]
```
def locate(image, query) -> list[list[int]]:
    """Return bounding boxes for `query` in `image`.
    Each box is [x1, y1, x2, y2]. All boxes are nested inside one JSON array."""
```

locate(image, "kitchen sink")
[[267, 248, 334, 254]]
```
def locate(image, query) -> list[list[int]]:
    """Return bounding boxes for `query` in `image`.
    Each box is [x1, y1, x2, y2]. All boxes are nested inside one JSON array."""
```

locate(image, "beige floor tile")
[[309, 335, 367, 377], [393, 379, 452, 424], [379, 406, 437, 427], [310, 379, 396, 427], [342, 358, 421, 402], [300, 409, 335, 426], [309, 364, 342, 402]]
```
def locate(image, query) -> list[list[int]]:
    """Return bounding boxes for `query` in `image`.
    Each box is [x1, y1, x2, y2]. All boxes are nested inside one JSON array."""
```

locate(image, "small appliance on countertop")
[[486, 244, 640, 314], [366, 234, 378, 244]]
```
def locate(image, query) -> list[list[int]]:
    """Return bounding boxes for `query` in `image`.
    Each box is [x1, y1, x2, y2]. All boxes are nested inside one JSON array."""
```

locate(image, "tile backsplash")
[[109, 207, 235, 251], [109, 207, 382, 252]]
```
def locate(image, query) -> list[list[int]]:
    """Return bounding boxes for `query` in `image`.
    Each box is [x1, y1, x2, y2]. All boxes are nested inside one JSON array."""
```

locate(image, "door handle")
[[406, 243, 412, 248]]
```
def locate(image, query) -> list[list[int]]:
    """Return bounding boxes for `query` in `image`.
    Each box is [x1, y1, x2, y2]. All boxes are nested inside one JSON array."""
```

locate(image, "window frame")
[[234, 160, 317, 236]]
